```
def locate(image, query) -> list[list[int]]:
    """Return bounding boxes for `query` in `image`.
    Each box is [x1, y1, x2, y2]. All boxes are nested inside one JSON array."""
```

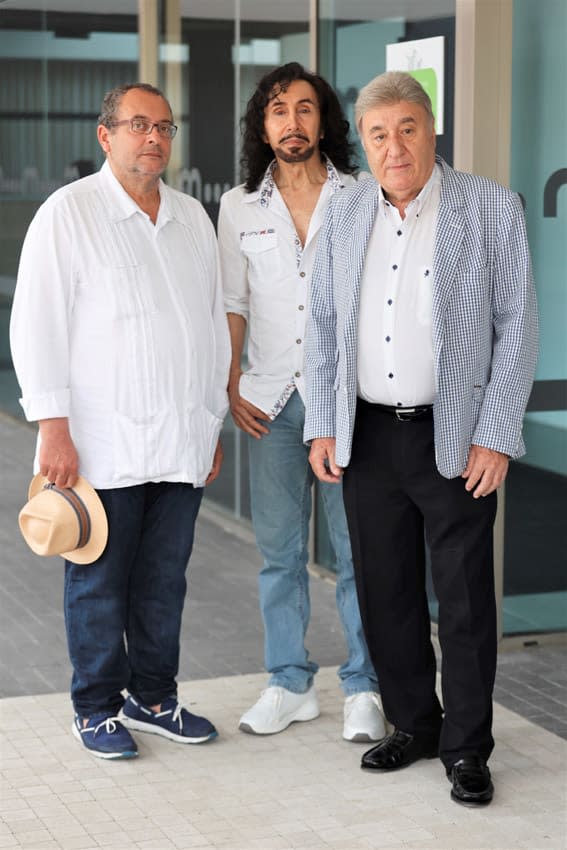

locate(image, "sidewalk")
[[1, 412, 566, 850]]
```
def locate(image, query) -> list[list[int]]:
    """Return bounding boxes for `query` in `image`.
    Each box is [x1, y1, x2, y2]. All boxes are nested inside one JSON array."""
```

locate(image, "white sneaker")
[[239, 685, 320, 735], [343, 692, 386, 743]]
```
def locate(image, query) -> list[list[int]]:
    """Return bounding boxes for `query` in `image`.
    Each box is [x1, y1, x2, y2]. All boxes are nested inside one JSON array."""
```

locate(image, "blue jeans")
[[64, 482, 203, 717], [248, 391, 377, 696]]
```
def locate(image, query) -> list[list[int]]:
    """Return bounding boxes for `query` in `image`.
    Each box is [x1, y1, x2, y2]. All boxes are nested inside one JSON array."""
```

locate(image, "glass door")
[[504, 0, 567, 634]]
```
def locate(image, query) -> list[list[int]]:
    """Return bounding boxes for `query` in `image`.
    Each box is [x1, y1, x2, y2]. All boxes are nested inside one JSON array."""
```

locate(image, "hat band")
[[44, 484, 92, 550]]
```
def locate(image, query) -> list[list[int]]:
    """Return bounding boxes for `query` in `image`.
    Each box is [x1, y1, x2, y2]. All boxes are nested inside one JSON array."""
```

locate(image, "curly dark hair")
[[241, 62, 357, 192]]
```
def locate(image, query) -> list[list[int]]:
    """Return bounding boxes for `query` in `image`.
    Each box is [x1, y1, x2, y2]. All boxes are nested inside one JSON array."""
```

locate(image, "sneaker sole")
[[343, 730, 386, 743], [239, 706, 320, 735], [120, 715, 218, 744], [71, 722, 138, 760]]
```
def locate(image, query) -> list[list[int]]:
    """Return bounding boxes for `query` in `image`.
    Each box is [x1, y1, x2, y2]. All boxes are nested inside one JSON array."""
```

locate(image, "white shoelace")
[[154, 701, 184, 731], [170, 702, 183, 730], [80, 715, 121, 736]]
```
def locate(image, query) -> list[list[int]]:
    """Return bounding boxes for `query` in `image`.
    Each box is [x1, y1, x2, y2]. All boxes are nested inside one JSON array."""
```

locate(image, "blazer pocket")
[[472, 383, 485, 402]]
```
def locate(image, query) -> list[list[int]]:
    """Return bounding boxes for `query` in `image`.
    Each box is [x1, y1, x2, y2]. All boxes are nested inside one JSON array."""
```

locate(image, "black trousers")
[[342, 399, 497, 768]]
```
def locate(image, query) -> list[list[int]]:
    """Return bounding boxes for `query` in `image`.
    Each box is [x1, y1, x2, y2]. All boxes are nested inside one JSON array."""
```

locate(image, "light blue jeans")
[[248, 390, 378, 696]]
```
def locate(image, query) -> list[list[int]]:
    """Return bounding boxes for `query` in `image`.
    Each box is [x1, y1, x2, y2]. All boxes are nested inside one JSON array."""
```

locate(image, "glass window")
[[506, 0, 567, 634], [0, 2, 140, 417]]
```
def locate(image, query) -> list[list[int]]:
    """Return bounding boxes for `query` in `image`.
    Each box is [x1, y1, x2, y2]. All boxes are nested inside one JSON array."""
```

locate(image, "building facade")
[[1, 0, 565, 635]]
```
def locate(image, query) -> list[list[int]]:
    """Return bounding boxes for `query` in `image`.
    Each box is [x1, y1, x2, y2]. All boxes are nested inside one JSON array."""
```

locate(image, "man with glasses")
[[10, 83, 231, 759]]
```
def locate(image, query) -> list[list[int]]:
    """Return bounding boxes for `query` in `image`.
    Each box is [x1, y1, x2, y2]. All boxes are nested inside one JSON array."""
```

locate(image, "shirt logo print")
[[239, 228, 275, 240]]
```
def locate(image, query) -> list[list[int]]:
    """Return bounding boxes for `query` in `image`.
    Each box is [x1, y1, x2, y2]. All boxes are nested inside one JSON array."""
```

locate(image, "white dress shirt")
[[10, 160, 230, 488], [357, 164, 441, 407], [219, 158, 359, 418]]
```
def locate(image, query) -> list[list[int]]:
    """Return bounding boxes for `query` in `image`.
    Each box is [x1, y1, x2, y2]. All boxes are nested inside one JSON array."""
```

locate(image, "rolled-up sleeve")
[[218, 192, 250, 320]]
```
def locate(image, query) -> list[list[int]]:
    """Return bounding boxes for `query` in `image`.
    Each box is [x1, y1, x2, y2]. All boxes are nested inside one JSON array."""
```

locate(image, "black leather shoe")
[[361, 729, 439, 771], [448, 757, 493, 806]]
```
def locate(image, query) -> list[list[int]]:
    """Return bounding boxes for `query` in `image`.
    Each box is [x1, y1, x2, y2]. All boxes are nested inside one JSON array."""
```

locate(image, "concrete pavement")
[[1, 411, 566, 850]]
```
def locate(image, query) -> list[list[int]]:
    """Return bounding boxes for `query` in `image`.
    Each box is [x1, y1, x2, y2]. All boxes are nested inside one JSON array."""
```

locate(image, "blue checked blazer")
[[304, 157, 538, 478]]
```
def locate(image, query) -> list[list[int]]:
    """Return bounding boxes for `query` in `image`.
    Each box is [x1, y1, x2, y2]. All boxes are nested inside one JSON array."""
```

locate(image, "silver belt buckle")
[[395, 407, 416, 421]]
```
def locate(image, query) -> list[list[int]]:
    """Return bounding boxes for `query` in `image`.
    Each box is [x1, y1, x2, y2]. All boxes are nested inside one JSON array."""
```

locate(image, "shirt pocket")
[[186, 405, 224, 485], [104, 263, 156, 321], [240, 230, 282, 281]]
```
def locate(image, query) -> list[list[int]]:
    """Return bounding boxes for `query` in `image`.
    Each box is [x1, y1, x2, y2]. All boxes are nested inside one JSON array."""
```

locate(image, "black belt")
[[358, 399, 433, 421]]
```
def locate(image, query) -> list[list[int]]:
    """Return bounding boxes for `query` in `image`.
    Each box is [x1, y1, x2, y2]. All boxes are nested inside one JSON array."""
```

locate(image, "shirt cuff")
[[20, 388, 71, 422]]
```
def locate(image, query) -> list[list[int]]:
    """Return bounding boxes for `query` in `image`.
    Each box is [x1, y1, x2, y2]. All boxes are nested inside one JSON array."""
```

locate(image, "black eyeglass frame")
[[107, 119, 178, 139]]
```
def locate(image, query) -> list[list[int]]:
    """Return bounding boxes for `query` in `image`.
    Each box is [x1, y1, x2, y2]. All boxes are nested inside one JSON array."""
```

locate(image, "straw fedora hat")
[[19, 474, 108, 564]]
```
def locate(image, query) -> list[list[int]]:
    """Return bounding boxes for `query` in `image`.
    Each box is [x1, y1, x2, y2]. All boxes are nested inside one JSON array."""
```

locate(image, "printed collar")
[[247, 154, 345, 207]]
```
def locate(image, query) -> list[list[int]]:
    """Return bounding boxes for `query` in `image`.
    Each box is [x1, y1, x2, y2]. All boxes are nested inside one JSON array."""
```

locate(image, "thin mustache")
[[279, 133, 309, 144]]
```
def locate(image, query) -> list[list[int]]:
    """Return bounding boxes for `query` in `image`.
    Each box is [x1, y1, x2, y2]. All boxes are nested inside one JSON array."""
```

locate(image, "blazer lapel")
[[432, 161, 465, 365], [345, 182, 380, 322]]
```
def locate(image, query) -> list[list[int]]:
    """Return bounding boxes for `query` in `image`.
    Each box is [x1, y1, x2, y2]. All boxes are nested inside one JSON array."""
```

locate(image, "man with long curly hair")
[[218, 62, 384, 741]]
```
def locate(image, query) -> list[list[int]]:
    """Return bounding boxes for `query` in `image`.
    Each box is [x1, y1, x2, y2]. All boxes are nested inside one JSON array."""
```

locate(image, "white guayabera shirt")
[[10, 161, 230, 488]]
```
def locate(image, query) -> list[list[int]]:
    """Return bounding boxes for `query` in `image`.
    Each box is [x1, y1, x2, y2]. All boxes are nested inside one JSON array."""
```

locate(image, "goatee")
[[274, 144, 317, 164]]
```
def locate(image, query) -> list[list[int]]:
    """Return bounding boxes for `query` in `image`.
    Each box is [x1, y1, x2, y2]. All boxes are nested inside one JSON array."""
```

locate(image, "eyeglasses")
[[109, 118, 178, 139]]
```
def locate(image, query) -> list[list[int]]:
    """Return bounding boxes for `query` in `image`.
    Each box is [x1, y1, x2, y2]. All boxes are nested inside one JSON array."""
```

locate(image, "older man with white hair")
[[305, 71, 537, 806]]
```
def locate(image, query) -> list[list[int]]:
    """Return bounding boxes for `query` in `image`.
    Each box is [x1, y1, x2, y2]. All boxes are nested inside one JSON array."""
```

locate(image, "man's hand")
[[228, 372, 270, 439], [309, 437, 343, 483], [462, 444, 509, 498], [205, 439, 224, 485], [38, 418, 79, 488]]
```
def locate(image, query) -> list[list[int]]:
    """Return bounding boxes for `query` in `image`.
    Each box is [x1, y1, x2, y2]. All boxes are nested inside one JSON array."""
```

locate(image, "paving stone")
[[1, 413, 567, 849]]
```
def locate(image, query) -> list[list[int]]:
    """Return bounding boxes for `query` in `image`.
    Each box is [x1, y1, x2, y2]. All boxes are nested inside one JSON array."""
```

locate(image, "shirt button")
[[299, 271, 306, 278], [296, 339, 302, 344], [385, 336, 391, 342], [388, 373, 394, 378], [387, 299, 393, 305], [392, 264, 398, 270], [298, 304, 304, 311], [397, 230, 402, 236], [295, 371, 301, 378]]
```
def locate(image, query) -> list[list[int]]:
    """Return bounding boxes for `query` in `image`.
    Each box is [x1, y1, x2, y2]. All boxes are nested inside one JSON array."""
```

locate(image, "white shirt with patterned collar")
[[219, 157, 361, 418]]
